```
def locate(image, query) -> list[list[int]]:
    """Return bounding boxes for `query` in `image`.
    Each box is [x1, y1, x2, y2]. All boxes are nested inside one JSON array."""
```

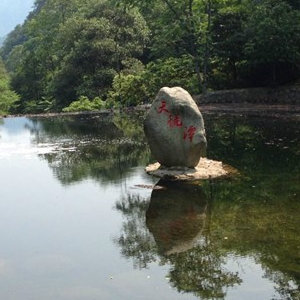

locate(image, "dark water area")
[[0, 110, 299, 300]]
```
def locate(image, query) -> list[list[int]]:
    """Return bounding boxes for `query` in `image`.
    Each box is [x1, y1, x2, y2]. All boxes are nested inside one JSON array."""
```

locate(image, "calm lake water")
[[0, 109, 299, 300]]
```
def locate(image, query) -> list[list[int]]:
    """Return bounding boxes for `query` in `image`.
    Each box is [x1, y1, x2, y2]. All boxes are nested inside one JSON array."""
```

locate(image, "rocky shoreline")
[[194, 86, 300, 105], [145, 158, 238, 181], [8, 103, 299, 119], [200, 103, 300, 118]]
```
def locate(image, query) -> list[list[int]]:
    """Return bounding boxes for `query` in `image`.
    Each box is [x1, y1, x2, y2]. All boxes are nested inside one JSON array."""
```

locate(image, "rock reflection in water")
[[115, 181, 242, 299], [146, 180, 207, 256]]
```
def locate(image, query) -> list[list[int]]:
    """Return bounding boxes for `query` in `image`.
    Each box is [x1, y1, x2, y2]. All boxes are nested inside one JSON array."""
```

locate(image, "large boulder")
[[144, 87, 207, 168]]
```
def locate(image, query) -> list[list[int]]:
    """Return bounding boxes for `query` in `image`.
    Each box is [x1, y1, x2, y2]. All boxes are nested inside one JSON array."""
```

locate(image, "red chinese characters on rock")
[[158, 100, 182, 127], [157, 100, 169, 114], [183, 126, 196, 142], [168, 114, 183, 128], [157, 100, 196, 142]]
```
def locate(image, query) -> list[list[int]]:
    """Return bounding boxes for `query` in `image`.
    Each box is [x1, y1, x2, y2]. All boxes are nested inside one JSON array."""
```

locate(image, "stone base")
[[145, 157, 237, 181]]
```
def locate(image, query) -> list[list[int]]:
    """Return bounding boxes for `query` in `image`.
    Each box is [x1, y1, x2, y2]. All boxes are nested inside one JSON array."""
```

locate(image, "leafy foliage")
[[0, 59, 19, 115], [62, 96, 105, 112], [1, 0, 300, 113], [1, 0, 149, 113], [243, 0, 300, 86]]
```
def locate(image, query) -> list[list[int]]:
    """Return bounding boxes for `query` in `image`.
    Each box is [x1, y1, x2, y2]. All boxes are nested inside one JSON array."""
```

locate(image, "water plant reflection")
[[25, 112, 151, 185], [17, 111, 300, 299], [115, 180, 242, 299], [1, 110, 300, 300], [115, 173, 300, 299]]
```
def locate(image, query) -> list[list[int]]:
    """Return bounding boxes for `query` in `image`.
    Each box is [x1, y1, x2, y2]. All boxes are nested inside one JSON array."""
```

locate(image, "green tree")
[[3, 0, 300, 114], [2, 0, 78, 112], [243, 0, 300, 86], [0, 59, 19, 115], [5, 0, 149, 112], [107, 55, 199, 106], [210, 5, 247, 88], [50, 1, 149, 107], [116, 0, 214, 93], [0, 25, 27, 62]]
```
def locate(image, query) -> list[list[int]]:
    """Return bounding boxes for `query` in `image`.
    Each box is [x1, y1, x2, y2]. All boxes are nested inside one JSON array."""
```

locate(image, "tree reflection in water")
[[20, 111, 300, 299], [114, 180, 242, 299], [114, 192, 157, 269], [25, 112, 151, 185]]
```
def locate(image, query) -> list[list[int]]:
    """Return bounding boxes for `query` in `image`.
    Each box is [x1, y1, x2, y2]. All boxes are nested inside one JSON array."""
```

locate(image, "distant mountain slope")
[[0, 36, 6, 48]]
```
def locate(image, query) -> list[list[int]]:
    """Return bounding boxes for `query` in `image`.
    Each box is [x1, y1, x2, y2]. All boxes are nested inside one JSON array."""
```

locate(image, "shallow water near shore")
[[0, 109, 299, 300]]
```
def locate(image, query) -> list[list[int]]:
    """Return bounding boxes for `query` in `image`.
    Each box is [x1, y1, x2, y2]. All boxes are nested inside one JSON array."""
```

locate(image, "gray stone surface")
[[144, 87, 207, 167]]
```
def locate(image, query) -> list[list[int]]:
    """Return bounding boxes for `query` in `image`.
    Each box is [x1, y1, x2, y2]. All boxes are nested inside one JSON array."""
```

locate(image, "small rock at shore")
[[145, 157, 237, 181]]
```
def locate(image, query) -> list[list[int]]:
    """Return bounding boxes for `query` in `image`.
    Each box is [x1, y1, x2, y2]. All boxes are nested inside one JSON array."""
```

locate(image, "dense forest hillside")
[[0, 59, 19, 114], [1, 0, 300, 114], [0, 37, 5, 48]]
